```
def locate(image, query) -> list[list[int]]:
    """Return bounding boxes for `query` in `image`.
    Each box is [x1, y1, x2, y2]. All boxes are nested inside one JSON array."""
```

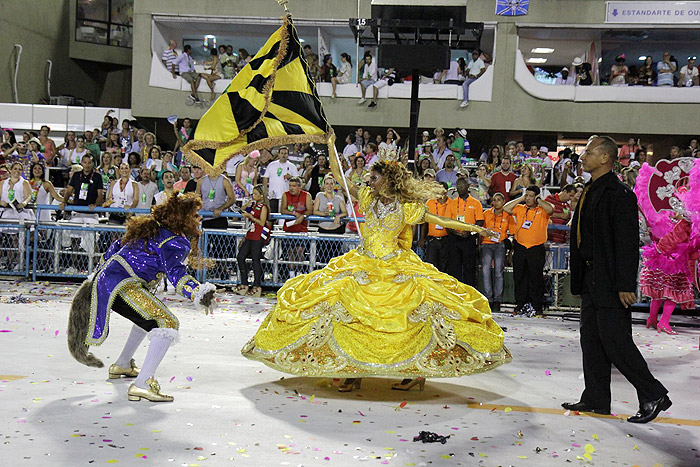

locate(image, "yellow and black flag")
[[183, 14, 332, 175]]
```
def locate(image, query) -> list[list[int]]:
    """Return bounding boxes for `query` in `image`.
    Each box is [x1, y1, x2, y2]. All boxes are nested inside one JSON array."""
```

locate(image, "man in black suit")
[[562, 135, 671, 424]]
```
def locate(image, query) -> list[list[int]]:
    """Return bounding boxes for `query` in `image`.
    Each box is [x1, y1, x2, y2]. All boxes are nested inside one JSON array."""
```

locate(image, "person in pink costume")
[[636, 160, 700, 335], [640, 217, 697, 334]]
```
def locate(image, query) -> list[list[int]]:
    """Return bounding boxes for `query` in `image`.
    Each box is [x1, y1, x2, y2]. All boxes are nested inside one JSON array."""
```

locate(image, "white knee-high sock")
[[115, 325, 147, 368], [133, 328, 179, 389]]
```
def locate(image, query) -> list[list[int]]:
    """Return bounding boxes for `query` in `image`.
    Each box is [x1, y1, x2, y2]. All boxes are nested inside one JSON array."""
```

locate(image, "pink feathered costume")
[[639, 218, 698, 309], [635, 160, 699, 334]]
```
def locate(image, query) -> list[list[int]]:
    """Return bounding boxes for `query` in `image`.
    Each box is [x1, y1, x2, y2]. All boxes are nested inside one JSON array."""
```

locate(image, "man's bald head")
[[582, 135, 619, 180]]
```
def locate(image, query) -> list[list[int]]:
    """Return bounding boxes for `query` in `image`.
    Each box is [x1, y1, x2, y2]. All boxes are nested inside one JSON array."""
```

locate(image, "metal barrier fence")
[[0, 218, 33, 278], [202, 229, 361, 286], [0, 204, 584, 309]]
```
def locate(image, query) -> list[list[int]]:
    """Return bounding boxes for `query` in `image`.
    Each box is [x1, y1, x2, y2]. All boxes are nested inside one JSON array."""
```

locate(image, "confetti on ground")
[[0, 280, 697, 466]]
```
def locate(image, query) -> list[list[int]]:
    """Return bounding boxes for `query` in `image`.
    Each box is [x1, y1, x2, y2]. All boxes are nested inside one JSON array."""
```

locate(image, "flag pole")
[[328, 133, 363, 240], [276, 0, 290, 13]]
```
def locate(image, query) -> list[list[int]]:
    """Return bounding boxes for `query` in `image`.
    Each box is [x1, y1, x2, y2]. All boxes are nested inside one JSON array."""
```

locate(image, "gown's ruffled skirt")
[[241, 248, 511, 378]]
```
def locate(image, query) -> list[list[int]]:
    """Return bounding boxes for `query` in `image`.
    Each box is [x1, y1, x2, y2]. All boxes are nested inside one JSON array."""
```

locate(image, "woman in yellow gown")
[[242, 156, 511, 391]]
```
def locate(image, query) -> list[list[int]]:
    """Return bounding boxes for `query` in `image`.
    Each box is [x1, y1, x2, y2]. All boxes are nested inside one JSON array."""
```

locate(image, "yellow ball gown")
[[241, 187, 511, 377]]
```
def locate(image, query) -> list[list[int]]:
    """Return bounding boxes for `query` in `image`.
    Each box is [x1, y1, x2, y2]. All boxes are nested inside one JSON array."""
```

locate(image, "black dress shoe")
[[627, 395, 672, 424], [561, 401, 611, 415]]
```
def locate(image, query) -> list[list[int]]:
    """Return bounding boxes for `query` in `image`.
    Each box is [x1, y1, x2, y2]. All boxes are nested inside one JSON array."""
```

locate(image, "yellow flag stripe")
[[183, 15, 332, 176]]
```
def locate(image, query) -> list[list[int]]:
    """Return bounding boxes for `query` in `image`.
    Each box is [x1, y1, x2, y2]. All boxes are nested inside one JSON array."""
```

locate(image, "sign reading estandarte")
[[606, 1, 700, 23]]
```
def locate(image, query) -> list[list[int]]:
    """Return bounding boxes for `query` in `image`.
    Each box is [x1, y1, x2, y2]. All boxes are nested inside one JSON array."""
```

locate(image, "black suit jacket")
[[569, 171, 639, 307]]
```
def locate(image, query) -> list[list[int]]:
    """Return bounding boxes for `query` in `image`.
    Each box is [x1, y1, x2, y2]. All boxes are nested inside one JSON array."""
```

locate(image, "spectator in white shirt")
[[154, 171, 177, 205], [342, 134, 359, 165], [358, 52, 378, 105], [555, 67, 575, 85], [161, 40, 178, 71], [363, 143, 379, 168], [436, 60, 463, 85], [432, 136, 453, 169], [378, 129, 400, 155], [136, 167, 159, 211], [60, 137, 90, 168], [679, 58, 699, 87], [172, 44, 202, 102], [263, 147, 299, 213], [460, 50, 486, 108]]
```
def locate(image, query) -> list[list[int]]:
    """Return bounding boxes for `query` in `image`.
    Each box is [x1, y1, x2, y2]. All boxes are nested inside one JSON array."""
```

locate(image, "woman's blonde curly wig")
[[372, 160, 445, 204]]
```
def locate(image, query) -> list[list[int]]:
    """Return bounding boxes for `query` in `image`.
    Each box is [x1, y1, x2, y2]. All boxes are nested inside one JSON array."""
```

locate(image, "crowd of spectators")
[[163, 40, 253, 103], [2, 118, 698, 299], [162, 37, 492, 107], [550, 51, 700, 87], [162, 36, 493, 108], [352, 49, 491, 108]]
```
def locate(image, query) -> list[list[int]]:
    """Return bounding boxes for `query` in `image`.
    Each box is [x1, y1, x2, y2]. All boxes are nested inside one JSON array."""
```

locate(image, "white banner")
[[317, 27, 329, 60], [606, 1, 700, 23]]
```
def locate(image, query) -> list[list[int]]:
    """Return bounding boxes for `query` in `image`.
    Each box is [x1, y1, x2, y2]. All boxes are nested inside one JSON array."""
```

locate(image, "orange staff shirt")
[[511, 204, 551, 248], [426, 198, 451, 237], [482, 208, 515, 244], [448, 195, 485, 225]]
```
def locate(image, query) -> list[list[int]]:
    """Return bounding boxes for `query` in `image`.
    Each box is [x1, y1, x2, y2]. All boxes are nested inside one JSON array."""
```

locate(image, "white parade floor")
[[0, 279, 699, 467]]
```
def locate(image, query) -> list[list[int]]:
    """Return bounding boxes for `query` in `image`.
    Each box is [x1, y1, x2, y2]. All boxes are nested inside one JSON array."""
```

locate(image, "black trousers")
[[237, 239, 263, 286], [425, 236, 449, 273], [512, 241, 546, 311], [579, 268, 667, 408], [447, 233, 478, 286]]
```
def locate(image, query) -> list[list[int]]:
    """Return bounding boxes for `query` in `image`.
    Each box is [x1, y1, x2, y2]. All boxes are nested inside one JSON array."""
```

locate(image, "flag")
[[495, 0, 529, 16], [318, 27, 329, 59], [183, 15, 332, 175]]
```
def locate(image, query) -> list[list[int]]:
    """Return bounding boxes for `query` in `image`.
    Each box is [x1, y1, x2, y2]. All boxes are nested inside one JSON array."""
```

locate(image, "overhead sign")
[[606, 1, 700, 23]]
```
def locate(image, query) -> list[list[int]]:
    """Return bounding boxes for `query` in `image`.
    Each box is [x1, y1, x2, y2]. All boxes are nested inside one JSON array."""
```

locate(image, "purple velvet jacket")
[[87, 228, 200, 345]]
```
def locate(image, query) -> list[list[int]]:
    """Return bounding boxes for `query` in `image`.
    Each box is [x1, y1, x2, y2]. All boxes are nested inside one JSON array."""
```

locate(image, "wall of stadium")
[[0, 0, 132, 108]]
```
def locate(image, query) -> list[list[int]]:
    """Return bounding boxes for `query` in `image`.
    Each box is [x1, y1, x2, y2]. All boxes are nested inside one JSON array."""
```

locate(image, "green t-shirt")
[[86, 143, 101, 158], [450, 137, 465, 155]]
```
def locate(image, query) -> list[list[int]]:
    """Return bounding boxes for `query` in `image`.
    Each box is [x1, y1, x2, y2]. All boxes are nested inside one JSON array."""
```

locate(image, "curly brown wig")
[[372, 160, 445, 204], [121, 193, 207, 268]]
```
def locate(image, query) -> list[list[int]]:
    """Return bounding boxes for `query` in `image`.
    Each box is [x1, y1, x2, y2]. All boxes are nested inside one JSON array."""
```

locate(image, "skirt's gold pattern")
[[243, 324, 511, 378], [242, 247, 511, 378]]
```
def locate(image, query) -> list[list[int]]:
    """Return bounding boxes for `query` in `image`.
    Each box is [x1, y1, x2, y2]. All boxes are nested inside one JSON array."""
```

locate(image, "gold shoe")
[[246, 286, 262, 298], [338, 378, 362, 392], [127, 378, 173, 402], [391, 377, 426, 391], [109, 358, 140, 379]]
